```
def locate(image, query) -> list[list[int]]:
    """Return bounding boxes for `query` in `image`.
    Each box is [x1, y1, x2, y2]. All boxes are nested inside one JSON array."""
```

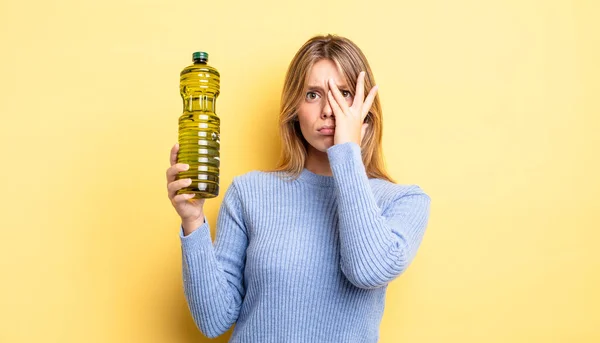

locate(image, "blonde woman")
[[166, 34, 431, 342]]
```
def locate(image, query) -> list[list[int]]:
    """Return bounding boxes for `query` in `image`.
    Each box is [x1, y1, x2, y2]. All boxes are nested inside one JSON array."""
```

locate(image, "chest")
[[243, 189, 341, 283]]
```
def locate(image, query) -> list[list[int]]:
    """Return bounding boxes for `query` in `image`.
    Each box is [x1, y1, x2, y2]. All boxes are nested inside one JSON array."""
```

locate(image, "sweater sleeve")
[[179, 181, 247, 338], [327, 142, 431, 289]]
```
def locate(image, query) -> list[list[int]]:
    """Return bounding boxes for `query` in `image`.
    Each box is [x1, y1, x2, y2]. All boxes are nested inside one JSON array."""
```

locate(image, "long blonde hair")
[[271, 34, 394, 183]]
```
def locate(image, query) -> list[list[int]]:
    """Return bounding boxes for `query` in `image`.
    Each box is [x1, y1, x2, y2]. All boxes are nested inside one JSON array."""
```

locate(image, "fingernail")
[[184, 164, 189, 170], [186, 178, 192, 184]]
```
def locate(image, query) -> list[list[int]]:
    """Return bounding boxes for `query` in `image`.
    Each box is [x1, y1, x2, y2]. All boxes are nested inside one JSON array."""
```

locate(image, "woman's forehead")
[[305, 59, 349, 86]]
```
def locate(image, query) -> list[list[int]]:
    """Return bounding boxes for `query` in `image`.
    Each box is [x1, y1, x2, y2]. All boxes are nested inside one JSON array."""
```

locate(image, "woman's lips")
[[318, 128, 335, 135]]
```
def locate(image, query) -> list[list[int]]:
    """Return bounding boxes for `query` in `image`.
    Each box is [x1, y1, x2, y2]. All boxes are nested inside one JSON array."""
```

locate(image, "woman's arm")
[[328, 142, 431, 289], [179, 181, 247, 338]]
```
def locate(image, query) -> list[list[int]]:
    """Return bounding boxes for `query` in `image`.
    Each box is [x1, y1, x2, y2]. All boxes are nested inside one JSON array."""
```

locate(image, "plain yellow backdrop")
[[1, 0, 598, 342]]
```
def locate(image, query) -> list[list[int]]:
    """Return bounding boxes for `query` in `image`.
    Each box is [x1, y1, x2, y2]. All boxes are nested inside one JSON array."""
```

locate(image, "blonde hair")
[[271, 34, 394, 183]]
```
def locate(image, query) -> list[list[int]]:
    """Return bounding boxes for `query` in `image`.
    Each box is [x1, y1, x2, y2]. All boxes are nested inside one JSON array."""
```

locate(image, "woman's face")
[[297, 59, 353, 153]]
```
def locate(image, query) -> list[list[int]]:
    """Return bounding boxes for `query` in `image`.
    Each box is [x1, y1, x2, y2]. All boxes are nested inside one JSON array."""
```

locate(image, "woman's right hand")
[[166, 143, 206, 234]]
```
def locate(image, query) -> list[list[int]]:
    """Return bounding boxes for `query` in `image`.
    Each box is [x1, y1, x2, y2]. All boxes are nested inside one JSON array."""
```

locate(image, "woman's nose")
[[322, 99, 334, 118]]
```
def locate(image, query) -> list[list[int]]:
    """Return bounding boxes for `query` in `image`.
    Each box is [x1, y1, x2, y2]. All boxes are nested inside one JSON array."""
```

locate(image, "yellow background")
[[1, 0, 598, 342]]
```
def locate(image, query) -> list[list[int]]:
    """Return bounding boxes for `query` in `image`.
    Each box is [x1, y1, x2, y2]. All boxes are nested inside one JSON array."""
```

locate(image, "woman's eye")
[[306, 92, 319, 100], [342, 90, 352, 98]]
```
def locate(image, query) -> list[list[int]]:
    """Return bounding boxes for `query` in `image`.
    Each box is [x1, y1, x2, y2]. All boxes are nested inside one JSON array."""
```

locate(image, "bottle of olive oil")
[[177, 51, 220, 198]]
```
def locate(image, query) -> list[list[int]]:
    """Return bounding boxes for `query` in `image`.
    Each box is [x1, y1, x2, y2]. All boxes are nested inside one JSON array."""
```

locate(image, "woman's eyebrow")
[[306, 84, 349, 91]]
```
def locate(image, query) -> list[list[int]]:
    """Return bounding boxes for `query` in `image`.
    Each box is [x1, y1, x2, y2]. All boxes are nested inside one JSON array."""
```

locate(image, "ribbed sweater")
[[179, 142, 431, 342]]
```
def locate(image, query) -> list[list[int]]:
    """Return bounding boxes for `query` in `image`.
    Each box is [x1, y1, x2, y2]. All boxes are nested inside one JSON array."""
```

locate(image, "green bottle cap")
[[192, 51, 209, 62]]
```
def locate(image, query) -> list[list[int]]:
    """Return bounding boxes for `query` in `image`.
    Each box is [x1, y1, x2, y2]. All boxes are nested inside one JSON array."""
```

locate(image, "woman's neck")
[[305, 146, 332, 176]]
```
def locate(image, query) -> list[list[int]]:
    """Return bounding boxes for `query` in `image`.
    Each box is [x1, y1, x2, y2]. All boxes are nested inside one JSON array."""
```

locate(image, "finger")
[[327, 90, 345, 118], [167, 177, 192, 199], [327, 78, 351, 115], [170, 143, 179, 166], [172, 192, 196, 205], [353, 71, 366, 110], [361, 85, 379, 120], [166, 163, 189, 182]]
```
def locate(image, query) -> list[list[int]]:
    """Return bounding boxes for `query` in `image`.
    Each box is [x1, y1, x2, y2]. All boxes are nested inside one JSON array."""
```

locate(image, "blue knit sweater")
[[179, 142, 431, 342]]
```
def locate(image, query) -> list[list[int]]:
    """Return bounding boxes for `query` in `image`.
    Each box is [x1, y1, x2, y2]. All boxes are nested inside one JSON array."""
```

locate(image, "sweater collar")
[[297, 168, 335, 187]]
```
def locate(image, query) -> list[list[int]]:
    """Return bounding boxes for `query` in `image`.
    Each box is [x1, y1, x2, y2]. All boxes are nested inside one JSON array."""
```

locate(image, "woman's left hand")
[[327, 71, 378, 147]]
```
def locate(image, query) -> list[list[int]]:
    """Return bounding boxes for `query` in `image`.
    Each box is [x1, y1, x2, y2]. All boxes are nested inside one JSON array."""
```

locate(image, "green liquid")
[[176, 55, 221, 198]]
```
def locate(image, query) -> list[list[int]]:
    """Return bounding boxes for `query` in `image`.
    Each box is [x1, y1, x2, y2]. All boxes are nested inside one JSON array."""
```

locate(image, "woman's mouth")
[[318, 128, 335, 135], [318, 125, 335, 135]]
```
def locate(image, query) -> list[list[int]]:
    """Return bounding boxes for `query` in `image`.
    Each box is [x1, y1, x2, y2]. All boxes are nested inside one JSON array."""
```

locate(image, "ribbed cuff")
[[179, 220, 212, 251], [327, 142, 362, 168], [327, 142, 370, 193]]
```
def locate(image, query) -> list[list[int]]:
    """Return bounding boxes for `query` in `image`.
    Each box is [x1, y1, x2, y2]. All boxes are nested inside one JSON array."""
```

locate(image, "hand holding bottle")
[[166, 143, 206, 235]]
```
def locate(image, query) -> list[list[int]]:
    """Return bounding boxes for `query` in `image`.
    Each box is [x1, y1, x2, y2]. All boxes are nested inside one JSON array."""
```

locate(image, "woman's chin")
[[318, 138, 335, 151], [307, 138, 334, 153], [323, 140, 335, 150]]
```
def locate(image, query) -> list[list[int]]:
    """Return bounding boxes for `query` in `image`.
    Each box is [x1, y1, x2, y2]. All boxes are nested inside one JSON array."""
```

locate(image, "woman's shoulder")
[[368, 178, 431, 216], [369, 178, 431, 203]]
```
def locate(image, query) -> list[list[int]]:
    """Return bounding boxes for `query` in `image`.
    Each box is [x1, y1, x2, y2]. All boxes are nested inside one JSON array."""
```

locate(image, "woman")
[[166, 34, 431, 342]]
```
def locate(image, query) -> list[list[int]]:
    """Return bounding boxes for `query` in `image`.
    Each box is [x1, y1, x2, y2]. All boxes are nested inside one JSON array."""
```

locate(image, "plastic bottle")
[[177, 51, 220, 198]]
